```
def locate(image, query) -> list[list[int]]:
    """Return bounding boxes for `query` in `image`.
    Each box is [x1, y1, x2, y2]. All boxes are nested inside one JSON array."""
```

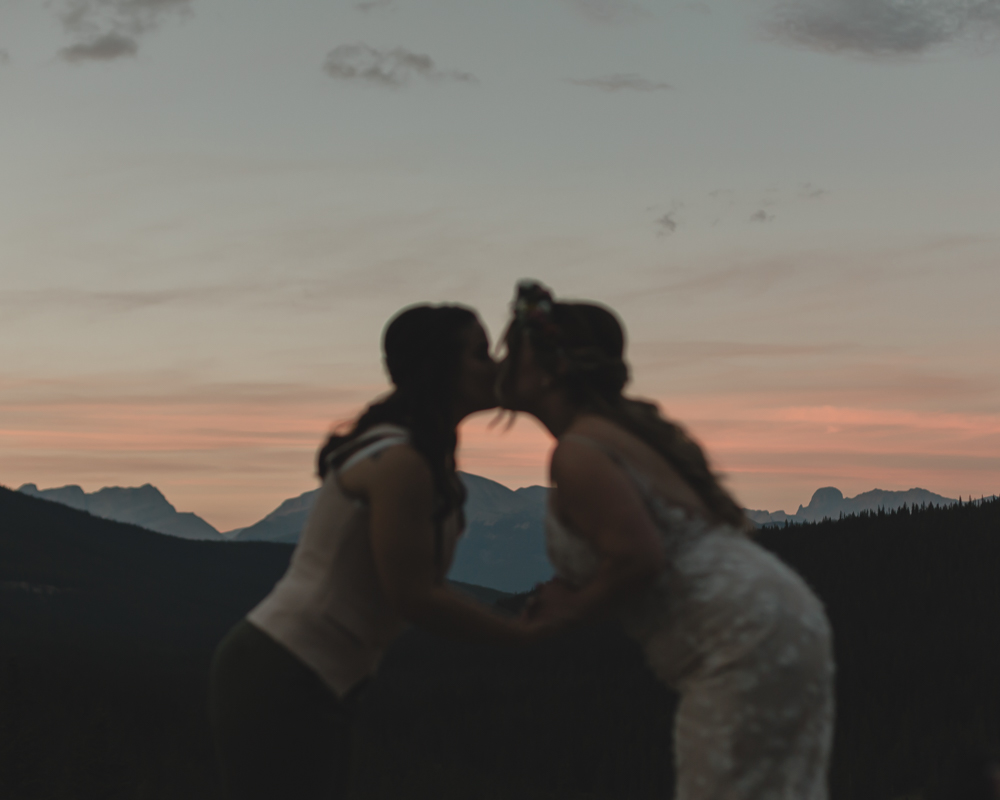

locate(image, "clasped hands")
[[521, 577, 582, 627]]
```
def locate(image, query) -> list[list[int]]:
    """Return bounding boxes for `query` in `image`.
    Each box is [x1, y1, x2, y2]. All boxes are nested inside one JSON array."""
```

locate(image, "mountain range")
[[18, 483, 222, 540], [745, 486, 959, 526], [16, 478, 967, 592], [17, 474, 553, 592], [223, 472, 553, 592]]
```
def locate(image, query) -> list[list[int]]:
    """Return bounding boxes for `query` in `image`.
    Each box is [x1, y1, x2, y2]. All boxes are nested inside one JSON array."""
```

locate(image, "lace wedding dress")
[[546, 436, 835, 800]]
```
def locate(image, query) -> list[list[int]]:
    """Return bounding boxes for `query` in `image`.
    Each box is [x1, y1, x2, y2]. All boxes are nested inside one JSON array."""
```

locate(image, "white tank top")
[[247, 424, 463, 698]]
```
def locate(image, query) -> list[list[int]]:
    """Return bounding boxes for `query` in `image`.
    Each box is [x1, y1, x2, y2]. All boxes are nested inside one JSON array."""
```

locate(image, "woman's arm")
[[531, 439, 666, 624], [362, 444, 555, 646]]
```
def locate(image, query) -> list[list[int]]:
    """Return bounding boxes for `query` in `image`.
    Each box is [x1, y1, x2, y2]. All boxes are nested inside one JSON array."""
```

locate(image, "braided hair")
[[500, 281, 747, 531], [318, 304, 477, 558]]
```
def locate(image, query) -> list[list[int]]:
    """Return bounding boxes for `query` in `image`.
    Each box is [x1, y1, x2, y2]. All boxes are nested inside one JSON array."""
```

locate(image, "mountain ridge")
[[233, 472, 553, 591], [745, 486, 959, 526], [14, 474, 554, 592], [18, 482, 222, 540], [18, 478, 975, 591]]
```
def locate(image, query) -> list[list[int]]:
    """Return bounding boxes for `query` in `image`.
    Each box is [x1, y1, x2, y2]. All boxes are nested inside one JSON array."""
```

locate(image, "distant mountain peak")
[[751, 486, 958, 526], [16, 483, 220, 540], [19, 483, 89, 511], [230, 472, 553, 591], [796, 487, 846, 517]]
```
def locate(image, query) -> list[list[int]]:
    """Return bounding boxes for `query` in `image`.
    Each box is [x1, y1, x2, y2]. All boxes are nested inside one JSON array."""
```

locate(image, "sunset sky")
[[2, 0, 999, 531]]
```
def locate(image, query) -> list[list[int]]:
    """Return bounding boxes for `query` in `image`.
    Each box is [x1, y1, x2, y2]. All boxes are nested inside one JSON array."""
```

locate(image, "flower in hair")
[[513, 280, 560, 339]]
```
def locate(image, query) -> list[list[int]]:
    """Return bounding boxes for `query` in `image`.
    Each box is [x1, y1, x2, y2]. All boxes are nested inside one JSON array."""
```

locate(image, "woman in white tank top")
[[497, 282, 835, 800], [210, 304, 559, 800]]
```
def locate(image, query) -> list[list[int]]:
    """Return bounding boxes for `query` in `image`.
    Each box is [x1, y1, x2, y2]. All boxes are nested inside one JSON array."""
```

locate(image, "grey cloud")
[[60, 32, 138, 62], [55, 0, 192, 62], [656, 212, 678, 235], [355, 0, 395, 10], [569, 73, 673, 92], [59, 0, 192, 35], [767, 0, 1000, 56], [800, 182, 828, 199], [323, 44, 476, 87], [0, 49, 10, 65], [750, 210, 775, 223]]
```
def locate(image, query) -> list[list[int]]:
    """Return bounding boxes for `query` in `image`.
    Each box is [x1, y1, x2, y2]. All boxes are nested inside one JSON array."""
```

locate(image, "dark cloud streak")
[[767, 0, 1000, 56], [55, 0, 192, 62], [569, 73, 672, 92], [60, 32, 138, 62]]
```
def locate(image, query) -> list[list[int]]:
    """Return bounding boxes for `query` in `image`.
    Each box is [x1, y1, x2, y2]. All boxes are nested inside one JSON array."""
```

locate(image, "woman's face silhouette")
[[498, 331, 554, 414], [452, 320, 498, 419]]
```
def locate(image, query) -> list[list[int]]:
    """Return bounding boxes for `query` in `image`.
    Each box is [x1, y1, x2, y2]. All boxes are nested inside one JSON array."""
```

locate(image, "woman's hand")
[[364, 444, 553, 647], [520, 578, 582, 629]]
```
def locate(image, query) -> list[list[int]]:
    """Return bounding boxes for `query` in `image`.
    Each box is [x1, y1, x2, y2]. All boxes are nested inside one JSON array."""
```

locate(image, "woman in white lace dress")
[[499, 282, 835, 800]]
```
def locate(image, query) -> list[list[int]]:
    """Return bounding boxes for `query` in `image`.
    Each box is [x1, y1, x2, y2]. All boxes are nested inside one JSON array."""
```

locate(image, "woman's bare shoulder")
[[337, 441, 431, 500], [563, 414, 645, 457], [564, 413, 711, 518], [550, 434, 608, 483]]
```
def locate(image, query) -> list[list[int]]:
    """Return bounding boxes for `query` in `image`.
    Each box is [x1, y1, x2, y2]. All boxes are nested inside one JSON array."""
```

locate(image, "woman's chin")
[[499, 400, 533, 415], [460, 395, 500, 416]]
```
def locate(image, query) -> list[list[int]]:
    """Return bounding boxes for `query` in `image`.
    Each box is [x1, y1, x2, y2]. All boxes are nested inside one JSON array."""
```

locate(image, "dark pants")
[[210, 619, 361, 800]]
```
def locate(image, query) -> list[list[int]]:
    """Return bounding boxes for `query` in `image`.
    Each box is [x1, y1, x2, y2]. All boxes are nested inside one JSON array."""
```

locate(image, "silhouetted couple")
[[210, 281, 835, 800]]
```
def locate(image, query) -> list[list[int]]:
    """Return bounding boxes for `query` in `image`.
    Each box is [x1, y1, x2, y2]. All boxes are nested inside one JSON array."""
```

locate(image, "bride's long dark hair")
[[499, 282, 747, 530], [318, 304, 477, 553]]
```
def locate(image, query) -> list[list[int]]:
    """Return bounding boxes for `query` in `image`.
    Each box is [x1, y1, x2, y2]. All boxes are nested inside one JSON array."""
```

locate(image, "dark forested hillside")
[[0, 487, 293, 799], [1, 486, 998, 799], [755, 499, 1000, 800]]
